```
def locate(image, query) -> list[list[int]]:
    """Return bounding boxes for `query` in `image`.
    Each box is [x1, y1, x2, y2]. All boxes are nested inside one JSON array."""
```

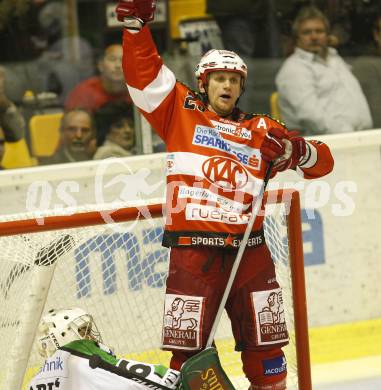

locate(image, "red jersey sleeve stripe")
[[299, 141, 318, 168], [297, 140, 334, 178], [127, 65, 176, 113]]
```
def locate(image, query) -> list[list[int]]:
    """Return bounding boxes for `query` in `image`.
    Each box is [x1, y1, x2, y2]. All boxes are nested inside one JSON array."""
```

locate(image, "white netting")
[[0, 196, 305, 390]]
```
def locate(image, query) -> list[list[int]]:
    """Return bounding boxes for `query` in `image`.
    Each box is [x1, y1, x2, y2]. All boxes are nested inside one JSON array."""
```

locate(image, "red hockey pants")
[[163, 245, 288, 387]]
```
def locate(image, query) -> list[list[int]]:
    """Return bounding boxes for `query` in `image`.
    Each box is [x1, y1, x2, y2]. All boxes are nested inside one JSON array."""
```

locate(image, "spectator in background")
[[0, 66, 25, 169], [40, 108, 96, 165], [37, 1, 95, 105], [206, 0, 256, 57], [207, 0, 309, 58], [93, 101, 136, 159], [352, 12, 381, 129], [0, 0, 43, 62], [65, 44, 131, 112], [276, 6, 372, 135]]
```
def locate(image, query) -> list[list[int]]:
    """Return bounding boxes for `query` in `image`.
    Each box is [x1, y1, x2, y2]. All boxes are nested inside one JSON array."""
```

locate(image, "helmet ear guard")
[[37, 308, 102, 358]]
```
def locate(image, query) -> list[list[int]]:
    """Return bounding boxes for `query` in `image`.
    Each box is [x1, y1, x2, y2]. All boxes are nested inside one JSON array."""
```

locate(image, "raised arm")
[[116, 0, 177, 139]]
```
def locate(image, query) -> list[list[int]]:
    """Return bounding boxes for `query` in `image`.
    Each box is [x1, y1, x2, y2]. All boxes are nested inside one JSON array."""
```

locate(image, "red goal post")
[[0, 189, 311, 390]]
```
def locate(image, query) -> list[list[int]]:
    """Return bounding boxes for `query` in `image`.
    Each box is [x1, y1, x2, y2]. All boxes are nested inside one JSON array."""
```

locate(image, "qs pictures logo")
[[95, 158, 163, 233]]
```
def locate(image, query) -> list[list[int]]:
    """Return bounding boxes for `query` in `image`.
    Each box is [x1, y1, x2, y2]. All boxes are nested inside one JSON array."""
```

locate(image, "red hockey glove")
[[288, 135, 307, 170], [260, 127, 287, 163], [260, 127, 306, 171], [115, 0, 156, 24]]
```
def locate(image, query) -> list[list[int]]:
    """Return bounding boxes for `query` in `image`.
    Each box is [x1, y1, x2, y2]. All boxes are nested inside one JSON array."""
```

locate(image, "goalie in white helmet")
[[37, 307, 102, 358], [28, 308, 180, 390]]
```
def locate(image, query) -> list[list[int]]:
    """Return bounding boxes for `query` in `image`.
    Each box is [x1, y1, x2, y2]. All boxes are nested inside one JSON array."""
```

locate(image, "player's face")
[[62, 111, 94, 160], [78, 323, 95, 340], [99, 44, 124, 82], [297, 18, 328, 56], [203, 71, 242, 117]]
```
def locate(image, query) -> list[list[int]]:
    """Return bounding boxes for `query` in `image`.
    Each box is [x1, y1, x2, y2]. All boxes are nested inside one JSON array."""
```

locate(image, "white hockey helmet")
[[195, 49, 248, 87], [37, 308, 102, 358]]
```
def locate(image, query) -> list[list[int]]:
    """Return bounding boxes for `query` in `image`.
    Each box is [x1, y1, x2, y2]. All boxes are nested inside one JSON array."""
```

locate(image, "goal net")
[[0, 189, 311, 390]]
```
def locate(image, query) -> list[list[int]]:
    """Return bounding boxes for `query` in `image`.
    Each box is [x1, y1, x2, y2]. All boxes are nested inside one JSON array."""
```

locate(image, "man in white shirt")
[[275, 6, 372, 135]]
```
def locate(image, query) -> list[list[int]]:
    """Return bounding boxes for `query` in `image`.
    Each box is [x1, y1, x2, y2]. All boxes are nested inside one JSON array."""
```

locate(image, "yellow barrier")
[[29, 112, 63, 157], [2, 138, 35, 169], [169, 0, 207, 39]]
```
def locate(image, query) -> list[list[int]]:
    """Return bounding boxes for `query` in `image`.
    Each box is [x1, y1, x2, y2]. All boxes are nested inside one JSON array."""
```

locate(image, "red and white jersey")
[[122, 27, 334, 248]]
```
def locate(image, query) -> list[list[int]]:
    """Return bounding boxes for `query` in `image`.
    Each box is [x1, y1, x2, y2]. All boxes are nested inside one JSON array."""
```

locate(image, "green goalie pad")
[[179, 347, 236, 390]]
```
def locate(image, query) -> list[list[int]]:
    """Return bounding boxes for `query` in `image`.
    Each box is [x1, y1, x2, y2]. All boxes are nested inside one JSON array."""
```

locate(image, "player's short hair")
[[292, 6, 330, 39]]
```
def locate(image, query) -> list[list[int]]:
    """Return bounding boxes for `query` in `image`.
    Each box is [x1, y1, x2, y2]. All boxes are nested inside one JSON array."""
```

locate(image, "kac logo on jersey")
[[202, 156, 248, 190]]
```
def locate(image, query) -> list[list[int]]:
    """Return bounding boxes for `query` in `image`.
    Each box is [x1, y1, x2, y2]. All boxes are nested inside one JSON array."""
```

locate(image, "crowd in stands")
[[36, 1, 96, 105], [1, 0, 381, 170]]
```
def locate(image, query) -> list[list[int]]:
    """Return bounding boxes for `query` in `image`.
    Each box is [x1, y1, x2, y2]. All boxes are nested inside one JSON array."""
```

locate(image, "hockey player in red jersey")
[[116, 1, 334, 389]]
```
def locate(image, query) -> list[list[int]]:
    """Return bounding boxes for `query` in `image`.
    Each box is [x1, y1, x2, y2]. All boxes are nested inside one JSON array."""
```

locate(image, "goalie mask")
[[37, 308, 102, 358], [195, 49, 248, 90]]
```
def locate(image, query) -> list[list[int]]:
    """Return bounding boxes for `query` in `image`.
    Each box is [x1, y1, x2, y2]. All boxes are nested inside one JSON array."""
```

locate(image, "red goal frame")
[[0, 189, 311, 390]]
